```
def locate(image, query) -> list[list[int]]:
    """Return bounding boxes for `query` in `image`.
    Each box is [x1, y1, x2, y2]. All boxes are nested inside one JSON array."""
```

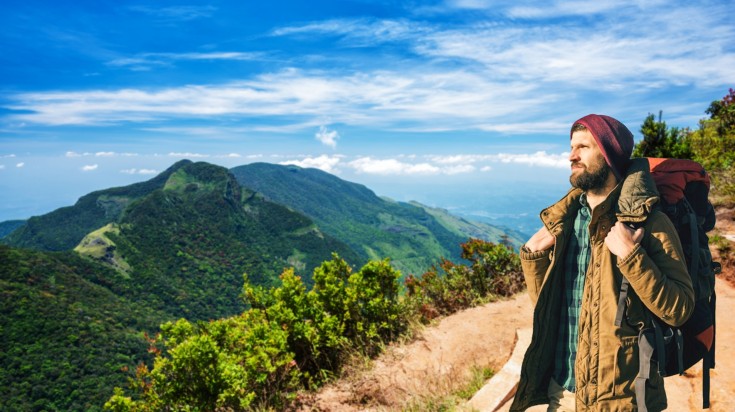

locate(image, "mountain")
[[230, 163, 522, 276], [0, 219, 25, 239], [5, 161, 360, 320], [4, 160, 191, 251], [0, 245, 165, 411], [0, 161, 361, 410]]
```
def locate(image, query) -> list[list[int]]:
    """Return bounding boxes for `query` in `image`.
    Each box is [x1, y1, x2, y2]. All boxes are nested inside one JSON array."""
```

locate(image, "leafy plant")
[[405, 239, 523, 321]]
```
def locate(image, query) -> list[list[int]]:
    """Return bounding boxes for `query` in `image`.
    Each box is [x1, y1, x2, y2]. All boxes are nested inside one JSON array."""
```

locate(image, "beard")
[[570, 158, 611, 191]]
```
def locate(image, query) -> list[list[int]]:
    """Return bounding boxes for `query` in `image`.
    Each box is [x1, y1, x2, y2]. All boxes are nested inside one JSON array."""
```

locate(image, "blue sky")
[[1, 0, 733, 223]]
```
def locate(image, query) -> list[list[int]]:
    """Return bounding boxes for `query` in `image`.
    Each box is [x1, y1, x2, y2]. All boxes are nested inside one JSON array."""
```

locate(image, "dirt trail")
[[300, 207, 735, 411]]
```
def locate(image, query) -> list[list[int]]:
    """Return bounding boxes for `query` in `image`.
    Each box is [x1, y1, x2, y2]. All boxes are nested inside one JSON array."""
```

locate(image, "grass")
[[399, 365, 495, 412]]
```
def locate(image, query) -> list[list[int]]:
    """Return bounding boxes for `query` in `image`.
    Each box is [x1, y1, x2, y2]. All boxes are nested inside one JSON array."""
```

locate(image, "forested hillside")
[[4, 160, 189, 251], [231, 162, 523, 276], [0, 246, 165, 411]]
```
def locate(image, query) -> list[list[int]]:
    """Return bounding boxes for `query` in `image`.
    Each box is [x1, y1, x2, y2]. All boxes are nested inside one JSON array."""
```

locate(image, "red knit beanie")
[[571, 114, 634, 181]]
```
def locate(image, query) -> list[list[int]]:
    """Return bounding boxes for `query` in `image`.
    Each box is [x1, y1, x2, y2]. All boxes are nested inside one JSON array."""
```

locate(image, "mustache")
[[571, 161, 586, 168]]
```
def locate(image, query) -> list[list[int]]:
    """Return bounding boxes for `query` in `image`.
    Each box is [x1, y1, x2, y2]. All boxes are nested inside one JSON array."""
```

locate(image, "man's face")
[[569, 129, 610, 191]]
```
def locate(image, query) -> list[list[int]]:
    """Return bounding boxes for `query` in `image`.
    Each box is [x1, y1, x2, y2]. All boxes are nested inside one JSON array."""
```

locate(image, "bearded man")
[[510, 114, 694, 411]]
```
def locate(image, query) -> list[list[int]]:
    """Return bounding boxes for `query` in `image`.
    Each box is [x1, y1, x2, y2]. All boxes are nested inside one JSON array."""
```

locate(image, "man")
[[510, 114, 694, 411]]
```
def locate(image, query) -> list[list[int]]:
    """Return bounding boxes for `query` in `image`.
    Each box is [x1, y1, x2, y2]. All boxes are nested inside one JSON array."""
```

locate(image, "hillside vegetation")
[[1, 162, 363, 410], [0, 246, 166, 411], [231, 163, 523, 276]]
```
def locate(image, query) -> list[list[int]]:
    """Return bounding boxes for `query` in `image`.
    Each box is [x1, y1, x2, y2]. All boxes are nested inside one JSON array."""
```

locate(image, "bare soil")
[[297, 207, 735, 411]]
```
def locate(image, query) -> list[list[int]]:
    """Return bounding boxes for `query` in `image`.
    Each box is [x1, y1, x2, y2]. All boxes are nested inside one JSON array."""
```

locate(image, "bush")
[[107, 254, 406, 411], [405, 239, 523, 321]]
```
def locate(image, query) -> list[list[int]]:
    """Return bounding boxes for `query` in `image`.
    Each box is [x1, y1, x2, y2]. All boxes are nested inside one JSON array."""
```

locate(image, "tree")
[[689, 89, 735, 202], [632, 111, 694, 159]]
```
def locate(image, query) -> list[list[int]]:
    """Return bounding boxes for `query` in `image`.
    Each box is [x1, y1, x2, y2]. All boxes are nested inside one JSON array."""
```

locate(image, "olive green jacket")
[[510, 159, 695, 411]]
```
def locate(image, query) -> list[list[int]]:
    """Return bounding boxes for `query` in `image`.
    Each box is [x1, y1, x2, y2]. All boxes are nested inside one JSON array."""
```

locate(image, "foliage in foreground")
[[405, 239, 523, 321], [105, 240, 524, 411]]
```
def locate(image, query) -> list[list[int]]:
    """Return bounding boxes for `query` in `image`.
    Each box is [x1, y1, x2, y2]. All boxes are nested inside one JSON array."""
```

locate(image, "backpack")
[[615, 158, 721, 411]]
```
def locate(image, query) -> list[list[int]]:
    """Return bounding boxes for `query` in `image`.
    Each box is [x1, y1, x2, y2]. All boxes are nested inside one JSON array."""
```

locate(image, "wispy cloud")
[[3, 2, 733, 137], [168, 152, 209, 158], [81, 164, 98, 171], [279, 155, 341, 173], [271, 18, 427, 46], [127, 5, 217, 22], [107, 51, 265, 70], [315, 125, 339, 148], [66, 151, 138, 157], [494, 151, 569, 168], [121, 168, 158, 175]]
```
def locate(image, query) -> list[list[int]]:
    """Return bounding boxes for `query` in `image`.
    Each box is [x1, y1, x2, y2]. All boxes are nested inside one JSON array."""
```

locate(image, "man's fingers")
[[633, 227, 645, 244]]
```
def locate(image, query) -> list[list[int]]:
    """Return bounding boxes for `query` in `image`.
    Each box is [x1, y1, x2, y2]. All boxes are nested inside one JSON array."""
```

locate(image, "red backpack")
[[616, 158, 720, 410]]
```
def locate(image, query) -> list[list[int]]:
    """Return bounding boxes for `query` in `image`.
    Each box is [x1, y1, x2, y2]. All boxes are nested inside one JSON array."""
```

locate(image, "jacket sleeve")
[[520, 246, 552, 306], [616, 211, 695, 327]]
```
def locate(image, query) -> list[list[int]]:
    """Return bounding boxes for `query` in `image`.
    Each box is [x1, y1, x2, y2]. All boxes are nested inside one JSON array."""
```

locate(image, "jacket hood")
[[615, 157, 660, 223]]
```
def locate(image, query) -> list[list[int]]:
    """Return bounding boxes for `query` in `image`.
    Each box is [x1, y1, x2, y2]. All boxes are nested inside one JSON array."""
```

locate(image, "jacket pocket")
[[613, 336, 638, 398], [613, 336, 664, 402]]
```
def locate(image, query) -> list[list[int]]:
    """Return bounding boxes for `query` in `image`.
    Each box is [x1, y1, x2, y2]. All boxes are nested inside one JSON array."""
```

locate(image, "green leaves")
[[405, 239, 523, 321], [110, 254, 406, 410]]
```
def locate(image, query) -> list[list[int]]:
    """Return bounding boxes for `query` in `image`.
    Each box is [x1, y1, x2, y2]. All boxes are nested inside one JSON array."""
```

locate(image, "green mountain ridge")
[[231, 162, 522, 276], [4, 159, 192, 251]]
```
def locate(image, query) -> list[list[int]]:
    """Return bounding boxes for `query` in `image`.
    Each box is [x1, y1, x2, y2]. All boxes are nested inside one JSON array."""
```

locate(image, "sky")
[[1, 0, 734, 225]]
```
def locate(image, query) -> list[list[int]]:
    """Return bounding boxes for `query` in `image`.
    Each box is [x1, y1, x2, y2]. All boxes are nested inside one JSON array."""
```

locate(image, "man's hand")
[[605, 221, 644, 258], [525, 227, 555, 252]]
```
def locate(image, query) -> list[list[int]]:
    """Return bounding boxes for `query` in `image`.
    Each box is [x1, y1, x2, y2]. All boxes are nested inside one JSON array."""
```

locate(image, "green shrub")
[[405, 239, 523, 321]]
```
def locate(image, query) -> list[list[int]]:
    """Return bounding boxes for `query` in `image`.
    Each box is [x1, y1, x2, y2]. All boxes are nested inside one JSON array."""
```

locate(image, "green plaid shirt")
[[553, 193, 591, 392]]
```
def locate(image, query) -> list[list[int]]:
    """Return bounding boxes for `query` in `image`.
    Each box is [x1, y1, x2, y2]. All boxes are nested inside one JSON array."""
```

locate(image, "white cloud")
[[16, 162, 25, 168], [168, 152, 209, 158], [349, 157, 441, 175], [279, 155, 341, 173], [443, 164, 476, 175], [315, 125, 339, 148], [81, 164, 98, 171], [480, 166, 492, 172], [127, 5, 217, 21], [121, 168, 158, 175], [95, 151, 116, 157], [66, 151, 82, 157], [221, 153, 242, 158], [5, 4, 733, 135], [1, 154, 16, 158], [494, 151, 569, 168], [107, 51, 264, 70]]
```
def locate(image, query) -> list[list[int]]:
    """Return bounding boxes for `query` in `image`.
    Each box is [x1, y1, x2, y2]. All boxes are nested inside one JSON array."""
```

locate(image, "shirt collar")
[[579, 192, 589, 208]]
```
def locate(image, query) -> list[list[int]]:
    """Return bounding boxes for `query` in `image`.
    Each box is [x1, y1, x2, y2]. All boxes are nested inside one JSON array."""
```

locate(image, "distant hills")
[[1, 159, 521, 410], [231, 163, 523, 276], [0, 219, 25, 239], [4, 160, 358, 320]]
